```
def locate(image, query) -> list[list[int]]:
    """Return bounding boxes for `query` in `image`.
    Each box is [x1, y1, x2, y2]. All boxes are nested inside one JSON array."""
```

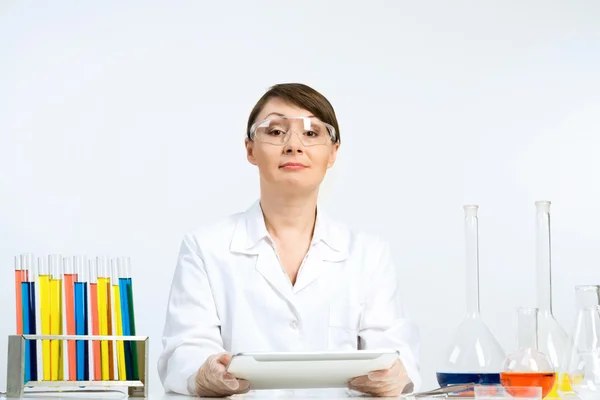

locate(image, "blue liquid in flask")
[[437, 372, 501, 387]]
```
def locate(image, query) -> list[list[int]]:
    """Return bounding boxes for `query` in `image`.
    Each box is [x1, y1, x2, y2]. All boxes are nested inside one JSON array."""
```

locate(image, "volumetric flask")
[[501, 308, 556, 399], [535, 201, 571, 396], [436, 205, 506, 387]]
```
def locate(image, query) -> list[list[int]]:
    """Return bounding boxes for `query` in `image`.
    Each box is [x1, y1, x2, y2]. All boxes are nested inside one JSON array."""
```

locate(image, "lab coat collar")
[[229, 199, 348, 260]]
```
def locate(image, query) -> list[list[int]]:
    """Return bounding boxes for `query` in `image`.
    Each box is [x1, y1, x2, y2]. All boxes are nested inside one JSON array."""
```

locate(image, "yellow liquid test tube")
[[112, 260, 126, 380], [38, 257, 51, 381], [96, 257, 110, 381], [49, 255, 63, 381]]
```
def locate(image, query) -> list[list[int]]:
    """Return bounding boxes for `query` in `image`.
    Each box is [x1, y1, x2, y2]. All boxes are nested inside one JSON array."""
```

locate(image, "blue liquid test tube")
[[21, 254, 38, 383], [74, 256, 89, 381], [117, 257, 133, 380]]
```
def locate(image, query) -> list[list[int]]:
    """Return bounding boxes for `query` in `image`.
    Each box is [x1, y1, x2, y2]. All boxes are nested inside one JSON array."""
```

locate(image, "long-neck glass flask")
[[535, 201, 571, 397], [436, 205, 506, 387]]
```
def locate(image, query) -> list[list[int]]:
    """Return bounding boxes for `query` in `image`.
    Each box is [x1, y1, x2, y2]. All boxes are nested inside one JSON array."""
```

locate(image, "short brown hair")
[[246, 83, 340, 144]]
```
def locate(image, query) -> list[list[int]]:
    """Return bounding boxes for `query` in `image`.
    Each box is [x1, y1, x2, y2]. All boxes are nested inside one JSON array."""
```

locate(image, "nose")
[[283, 131, 304, 154]]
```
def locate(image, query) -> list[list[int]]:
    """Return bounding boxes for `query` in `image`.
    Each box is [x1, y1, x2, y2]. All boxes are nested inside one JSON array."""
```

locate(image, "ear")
[[245, 138, 258, 166], [327, 142, 339, 168]]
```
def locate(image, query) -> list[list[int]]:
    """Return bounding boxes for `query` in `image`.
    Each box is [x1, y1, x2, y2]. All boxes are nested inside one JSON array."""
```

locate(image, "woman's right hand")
[[194, 353, 250, 397]]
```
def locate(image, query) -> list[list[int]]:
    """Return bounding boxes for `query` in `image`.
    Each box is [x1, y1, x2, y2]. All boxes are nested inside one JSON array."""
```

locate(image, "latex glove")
[[193, 353, 250, 397], [348, 359, 414, 397]]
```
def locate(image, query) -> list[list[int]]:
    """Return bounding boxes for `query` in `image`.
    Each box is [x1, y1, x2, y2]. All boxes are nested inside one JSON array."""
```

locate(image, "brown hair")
[[246, 83, 340, 144]]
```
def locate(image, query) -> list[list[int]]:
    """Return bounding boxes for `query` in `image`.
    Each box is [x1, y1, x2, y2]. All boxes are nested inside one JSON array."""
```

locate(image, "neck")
[[259, 186, 319, 241], [517, 309, 539, 350]]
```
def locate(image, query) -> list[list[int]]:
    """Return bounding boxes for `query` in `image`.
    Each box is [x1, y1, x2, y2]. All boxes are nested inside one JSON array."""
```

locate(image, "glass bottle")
[[535, 201, 571, 397], [501, 307, 557, 399], [436, 205, 506, 386], [559, 286, 600, 400]]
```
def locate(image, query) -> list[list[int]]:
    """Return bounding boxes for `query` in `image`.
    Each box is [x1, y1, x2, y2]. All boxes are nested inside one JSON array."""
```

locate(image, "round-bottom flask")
[[501, 308, 556, 399]]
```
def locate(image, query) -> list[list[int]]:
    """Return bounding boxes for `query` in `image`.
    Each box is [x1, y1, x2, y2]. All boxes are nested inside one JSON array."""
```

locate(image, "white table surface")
[[2, 389, 576, 400], [1, 387, 432, 399]]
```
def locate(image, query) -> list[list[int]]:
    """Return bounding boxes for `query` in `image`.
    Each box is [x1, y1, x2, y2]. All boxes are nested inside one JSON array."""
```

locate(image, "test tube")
[[63, 256, 77, 380], [35, 257, 43, 381], [88, 260, 101, 380], [21, 254, 38, 382], [38, 256, 51, 380], [49, 255, 64, 381], [111, 260, 126, 380], [74, 258, 89, 381], [96, 256, 113, 380], [118, 257, 132, 380], [120, 257, 138, 380], [15, 255, 24, 335]]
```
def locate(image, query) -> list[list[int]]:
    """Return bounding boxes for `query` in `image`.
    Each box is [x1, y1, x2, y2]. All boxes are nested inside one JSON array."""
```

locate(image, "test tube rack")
[[6, 334, 149, 398]]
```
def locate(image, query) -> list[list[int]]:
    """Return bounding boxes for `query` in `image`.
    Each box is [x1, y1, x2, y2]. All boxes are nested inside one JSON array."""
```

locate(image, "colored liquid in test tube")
[[96, 257, 113, 381], [89, 260, 101, 381], [38, 257, 51, 381], [20, 254, 38, 382], [119, 257, 138, 380], [49, 255, 64, 381], [63, 257, 77, 381], [74, 256, 89, 381], [14, 256, 26, 335], [112, 260, 126, 380]]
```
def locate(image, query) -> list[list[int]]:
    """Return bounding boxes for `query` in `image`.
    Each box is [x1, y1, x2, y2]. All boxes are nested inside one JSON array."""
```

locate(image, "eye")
[[304, 130, 319, 137], [267, 129, 285, 136]]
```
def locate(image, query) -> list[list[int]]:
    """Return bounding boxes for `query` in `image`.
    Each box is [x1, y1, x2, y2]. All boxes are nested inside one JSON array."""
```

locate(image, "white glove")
[[348, 359, 414, 397], [193, 353, 250, 397]]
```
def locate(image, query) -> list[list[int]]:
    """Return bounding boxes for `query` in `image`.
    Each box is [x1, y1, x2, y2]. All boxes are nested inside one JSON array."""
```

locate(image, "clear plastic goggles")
[[249, 116, 337, 146]]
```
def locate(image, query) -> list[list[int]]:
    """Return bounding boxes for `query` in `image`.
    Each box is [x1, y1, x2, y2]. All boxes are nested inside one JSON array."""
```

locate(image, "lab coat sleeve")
[[157, 233, 225, 395], [358, 240, 421, 393]]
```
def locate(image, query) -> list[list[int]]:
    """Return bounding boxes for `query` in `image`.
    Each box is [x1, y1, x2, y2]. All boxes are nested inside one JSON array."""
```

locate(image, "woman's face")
[[246, 97, 339, 193]]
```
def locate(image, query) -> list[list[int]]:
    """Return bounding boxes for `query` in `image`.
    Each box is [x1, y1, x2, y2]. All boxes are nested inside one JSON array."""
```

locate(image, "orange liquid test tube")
[[63, 257, 77, 381], [89, 260, 101, 381], [14, 256, 24, 334]]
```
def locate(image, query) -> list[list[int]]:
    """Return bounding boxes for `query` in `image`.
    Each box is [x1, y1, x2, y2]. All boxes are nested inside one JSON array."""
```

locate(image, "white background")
[[1, 0, 600, 393]]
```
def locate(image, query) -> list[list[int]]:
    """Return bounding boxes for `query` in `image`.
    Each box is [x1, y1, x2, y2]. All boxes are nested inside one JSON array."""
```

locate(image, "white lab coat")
[[157, 200, 421, 395]]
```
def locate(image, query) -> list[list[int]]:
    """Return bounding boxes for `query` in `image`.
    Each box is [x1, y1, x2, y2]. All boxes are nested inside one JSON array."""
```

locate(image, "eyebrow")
[[263, 112, 316, 119]]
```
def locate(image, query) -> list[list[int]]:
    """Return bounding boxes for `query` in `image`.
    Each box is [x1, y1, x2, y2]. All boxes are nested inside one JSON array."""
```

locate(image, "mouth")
[[279, 162, 308, 170]]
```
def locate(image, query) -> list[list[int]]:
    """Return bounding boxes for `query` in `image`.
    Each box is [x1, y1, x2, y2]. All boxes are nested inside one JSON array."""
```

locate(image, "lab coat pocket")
[[327, 302, 363, 350]]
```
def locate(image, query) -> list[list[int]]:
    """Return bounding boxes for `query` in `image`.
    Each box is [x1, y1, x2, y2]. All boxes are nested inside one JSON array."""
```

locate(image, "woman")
[[157, 83, 421, 397]]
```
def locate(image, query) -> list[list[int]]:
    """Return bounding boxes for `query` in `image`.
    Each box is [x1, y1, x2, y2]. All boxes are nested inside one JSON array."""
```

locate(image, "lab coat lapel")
[[254, 244, 293, 298], [292, 245, 346, 293], [229, 200, 293, 298], [229, 200, 349, 295], [229, 200, 266, 255], [292, 210, 349, 294]]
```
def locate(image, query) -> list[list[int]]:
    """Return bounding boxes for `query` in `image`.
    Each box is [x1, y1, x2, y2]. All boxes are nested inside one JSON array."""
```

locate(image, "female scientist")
[[157, 83, 420, 397]]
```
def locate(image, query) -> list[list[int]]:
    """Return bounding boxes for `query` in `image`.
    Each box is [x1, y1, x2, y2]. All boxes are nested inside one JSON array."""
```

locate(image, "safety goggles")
[[249, 116, 337, 146]]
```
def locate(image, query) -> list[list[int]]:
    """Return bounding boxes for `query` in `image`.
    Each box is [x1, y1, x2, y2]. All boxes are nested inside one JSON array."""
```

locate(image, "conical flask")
[[535, 201, 572, 397], [436, 205, 506, 387], [559, 286, 600, 400], [574, 285, 600, 308]]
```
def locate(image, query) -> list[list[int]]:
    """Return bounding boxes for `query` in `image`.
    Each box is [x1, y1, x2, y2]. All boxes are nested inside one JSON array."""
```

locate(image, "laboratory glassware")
[[437, 205, 506, 387], [501, 308, 556, 399], [535, 201, 571, 396], [559, 286, 600, 400]]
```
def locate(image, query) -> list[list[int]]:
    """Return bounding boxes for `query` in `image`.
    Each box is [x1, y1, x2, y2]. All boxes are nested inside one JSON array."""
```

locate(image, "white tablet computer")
[[226, 350, 399, 390]]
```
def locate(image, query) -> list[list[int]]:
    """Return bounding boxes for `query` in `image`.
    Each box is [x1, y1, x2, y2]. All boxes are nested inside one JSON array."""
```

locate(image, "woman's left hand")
[[348, 359, 414, 397]]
